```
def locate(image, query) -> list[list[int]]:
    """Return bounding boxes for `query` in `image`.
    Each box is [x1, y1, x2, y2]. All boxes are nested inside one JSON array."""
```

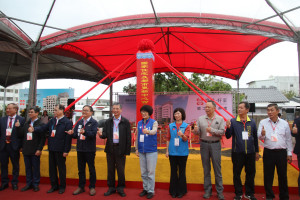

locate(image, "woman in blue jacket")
[[135, 105, 158, 199], [166, 108, 190, 198]]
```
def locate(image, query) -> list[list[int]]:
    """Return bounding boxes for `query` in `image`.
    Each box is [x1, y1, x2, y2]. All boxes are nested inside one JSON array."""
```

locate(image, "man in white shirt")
[[257, 103, 292, 200]]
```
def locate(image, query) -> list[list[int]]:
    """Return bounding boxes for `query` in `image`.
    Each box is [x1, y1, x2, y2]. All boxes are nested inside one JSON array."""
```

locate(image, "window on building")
[[261, 86, 266, 88], [290, 84, 294, 87], [0, 89, 4, 92], [15, 90, 18, 93], [15, 97, 18, 101], [6, 97, 13, 101]]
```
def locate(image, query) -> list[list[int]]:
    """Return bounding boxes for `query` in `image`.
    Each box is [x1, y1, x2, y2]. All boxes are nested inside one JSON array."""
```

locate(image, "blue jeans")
[[23, 155, 40, 186], [139, 152, 158, 193]]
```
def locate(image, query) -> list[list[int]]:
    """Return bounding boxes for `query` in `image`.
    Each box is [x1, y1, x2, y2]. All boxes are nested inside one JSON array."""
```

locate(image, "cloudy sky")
[[1, 0, 299, 99]]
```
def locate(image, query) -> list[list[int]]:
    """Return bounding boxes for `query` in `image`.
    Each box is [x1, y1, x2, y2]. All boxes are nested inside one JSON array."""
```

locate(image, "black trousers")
[[49, 151, 66, 189], [106, 145, 126, 191], [263, 148, 289, 200], [77, 151, 96, 189], [0, 143, 20, 185], [232, 152, 256, 196], [169, 155, 188, 196]]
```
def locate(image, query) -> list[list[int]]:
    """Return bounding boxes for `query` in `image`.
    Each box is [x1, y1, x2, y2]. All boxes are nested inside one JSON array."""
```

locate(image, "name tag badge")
[[27, 133, 32, 140], [140, 134, 144, 143], [6, 128, 12, 136], [206, 132, 212, 137], [80, 134, 86, 140], [78, 125, 82, 129], [271, 134, 278, 142], [113, 132, 119, 140], [174, 138, 179, 146], [242, 131, 248, 140], [77, 129, 81, 136], [51, 130, 56, 137]]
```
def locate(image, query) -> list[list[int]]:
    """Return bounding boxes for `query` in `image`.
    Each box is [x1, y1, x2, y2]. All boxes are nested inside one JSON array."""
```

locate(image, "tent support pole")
[[109, 83, 113, 118], [298, 35, 300, 96], [237, 79, 240, 115], [27, 51, 39, 117], [2, 88, 6, 117]]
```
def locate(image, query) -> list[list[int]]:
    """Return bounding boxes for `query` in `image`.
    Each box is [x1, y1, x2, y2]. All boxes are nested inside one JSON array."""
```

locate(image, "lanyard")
[[206, 115, 216, 127], [114, 118, 120, 131], [142, 119, 150, 132], [270, 120, 279, 133], [52, 118, 59, 130], [241, 120, 247, 131]]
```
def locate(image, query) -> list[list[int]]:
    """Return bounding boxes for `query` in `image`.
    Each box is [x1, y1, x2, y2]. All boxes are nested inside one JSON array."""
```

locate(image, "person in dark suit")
[[16, 107, 46, 192], [66, 105, 98, 196], [0, 103, 25, 191], [292, 117, 300, 196], [97, 102, 131, 197], [28, 104, 72, 194]]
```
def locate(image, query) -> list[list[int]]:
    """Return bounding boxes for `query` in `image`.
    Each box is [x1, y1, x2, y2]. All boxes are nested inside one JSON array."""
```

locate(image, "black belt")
[[113, 143, 119, 146], [201, 140, 220, 144], [265, 148, 286, 152]]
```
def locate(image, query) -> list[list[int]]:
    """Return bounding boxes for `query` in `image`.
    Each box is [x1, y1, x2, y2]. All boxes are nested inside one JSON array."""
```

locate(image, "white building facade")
[[247, 76, 299, 94]]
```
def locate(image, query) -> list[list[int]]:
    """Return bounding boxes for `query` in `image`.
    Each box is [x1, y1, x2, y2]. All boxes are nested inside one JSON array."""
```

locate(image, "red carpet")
[[0, 183, 299, 200]]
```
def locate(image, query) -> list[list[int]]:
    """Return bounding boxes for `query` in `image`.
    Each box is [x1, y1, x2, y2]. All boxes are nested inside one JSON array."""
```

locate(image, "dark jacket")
[[0, 115, 25, 151], [101, 116, 131, 155], [225, 115, 258, 154], [292, 117, 300, 154], [17, 118, 46, 156], [73, 117, 98, 152], [35, 116, 73, 153]]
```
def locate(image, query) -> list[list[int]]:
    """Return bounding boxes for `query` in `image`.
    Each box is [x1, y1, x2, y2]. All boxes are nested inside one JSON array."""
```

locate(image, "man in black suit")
[[0, 103, 25, 191], [16, 107, 46, 192], [292, 118, 300, 196], [29, 104, 72, 194], [97, 102, 131, 197], [66, 105, 98, 196]]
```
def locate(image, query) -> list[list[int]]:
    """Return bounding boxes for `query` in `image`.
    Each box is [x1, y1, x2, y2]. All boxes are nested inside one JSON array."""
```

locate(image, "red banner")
[[136, 51, 154, 122]]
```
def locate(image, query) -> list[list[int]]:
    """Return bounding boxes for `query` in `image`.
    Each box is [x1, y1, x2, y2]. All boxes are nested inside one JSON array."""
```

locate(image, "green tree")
[[282, 90, 297, 100], [123, 73, 232, 93]]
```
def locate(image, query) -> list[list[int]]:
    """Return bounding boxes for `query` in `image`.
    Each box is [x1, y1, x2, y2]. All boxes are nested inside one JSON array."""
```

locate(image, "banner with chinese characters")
[[136, 52, 154, 122], [119, 93, 233, 123]]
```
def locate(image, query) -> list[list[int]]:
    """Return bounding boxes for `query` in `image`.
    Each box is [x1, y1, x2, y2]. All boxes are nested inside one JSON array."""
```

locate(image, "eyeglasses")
[[82, 110, 90, 112]]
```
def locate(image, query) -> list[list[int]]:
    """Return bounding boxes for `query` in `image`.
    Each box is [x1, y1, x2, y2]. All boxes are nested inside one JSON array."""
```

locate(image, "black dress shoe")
[[118, 190, 126, 197], [33, 186, 40, 192], [12, 184, 18, 191], [177, 193, 184, 198], [147, 192, 154, 199], [104, 189, 116, 196], [171, 194, 177, 198], [47, 187, 58, 193], [21, 185, 32, 192], [58, 188, 65, 194], [139, 190, 148, 197], [0, 184, 9, 191]]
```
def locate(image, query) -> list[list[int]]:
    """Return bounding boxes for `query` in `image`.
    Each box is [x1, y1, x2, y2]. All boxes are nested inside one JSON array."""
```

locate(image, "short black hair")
[[140, 105, 153, 116], [206, 100, 216, 107], [113, 102, 122, 109], [173, 107, 186, 121], [83, 105, 94, 112], [239, 101, 250, 110], [267, 103, 279, 111], [55, 104, 65, 113], [29, 107, 40, 113]]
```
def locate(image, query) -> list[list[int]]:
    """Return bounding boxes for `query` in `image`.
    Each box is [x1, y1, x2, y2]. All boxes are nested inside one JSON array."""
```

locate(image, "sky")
[[2, 0, 300, 100]]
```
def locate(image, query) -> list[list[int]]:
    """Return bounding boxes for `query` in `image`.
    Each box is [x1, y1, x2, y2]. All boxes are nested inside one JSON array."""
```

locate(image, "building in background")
[[19, 88, 74, 115], [247, 76, 299, 94], [0, 83, 23, 111]]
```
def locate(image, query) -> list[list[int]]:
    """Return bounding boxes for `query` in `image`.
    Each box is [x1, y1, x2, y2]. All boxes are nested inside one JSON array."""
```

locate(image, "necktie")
[[6, 117, 13, 143]]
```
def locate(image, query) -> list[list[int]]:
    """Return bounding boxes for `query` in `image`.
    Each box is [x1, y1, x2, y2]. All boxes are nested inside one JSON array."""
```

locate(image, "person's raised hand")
[[226, 120, 231, 129], [28, 125, 34, 133], [261, 126, 266, 136], [15, 120, 20, 127], [97, 128, 103, 136], [292, 124, 298, 134], [65, 129, 74, 135]]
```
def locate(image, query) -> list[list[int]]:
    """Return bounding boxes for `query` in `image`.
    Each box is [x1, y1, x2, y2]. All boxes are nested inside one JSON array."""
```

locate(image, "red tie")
[[6, 117, 13, 143]]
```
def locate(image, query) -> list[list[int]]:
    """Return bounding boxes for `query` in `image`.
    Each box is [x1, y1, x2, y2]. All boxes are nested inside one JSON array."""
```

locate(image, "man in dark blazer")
[[292, 118, 300, 196], [29, 104, 72, 194], [66, 105, 98, 196], [0, 103, 25, 191], [16, 107, 46, 192], [97, 102, 131, 197]]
